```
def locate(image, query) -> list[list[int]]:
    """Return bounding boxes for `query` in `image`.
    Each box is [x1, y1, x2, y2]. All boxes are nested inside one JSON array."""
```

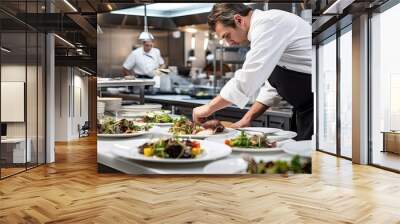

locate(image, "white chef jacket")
[[122, 47, 164, 77], [219, 9, 312, 109]]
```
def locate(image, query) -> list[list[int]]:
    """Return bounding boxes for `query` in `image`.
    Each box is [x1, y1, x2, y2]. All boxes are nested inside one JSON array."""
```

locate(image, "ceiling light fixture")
[[323, 0, 355, 14], [138, 4, 154, 41], [78, 67, 92, 76], [185, 27, 197, 33], [112, 3, 255, 18], [63, 0, 78, 12], [1, 47, 11, 53], [54, 34, 75, 48], [97, 24, 103, 34], [107, 4, 113, 11]]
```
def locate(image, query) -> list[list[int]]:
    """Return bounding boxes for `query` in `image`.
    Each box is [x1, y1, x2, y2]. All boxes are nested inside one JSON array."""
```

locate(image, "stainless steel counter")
[[144, 94, 293, 118], [98, 79, 155, 104]]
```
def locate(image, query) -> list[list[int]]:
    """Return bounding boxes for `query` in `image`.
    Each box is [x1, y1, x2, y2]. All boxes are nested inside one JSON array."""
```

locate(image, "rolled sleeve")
[[157, 49, 165, 66], [256, 82, 281, 107], [122, 51, 136, 70], [219, 79, 250, 109], [219, 16, 293, 110]]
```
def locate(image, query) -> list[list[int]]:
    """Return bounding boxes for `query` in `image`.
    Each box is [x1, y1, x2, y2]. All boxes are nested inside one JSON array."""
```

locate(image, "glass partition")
[[317, 36, 337, 155], [0, 28, 28, 178], [0, 1, 46, 179], [370, 3, 400, 171], [339, 27, 352, 158]]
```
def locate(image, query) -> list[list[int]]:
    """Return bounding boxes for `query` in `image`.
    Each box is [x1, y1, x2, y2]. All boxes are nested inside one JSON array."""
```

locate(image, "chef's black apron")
[[268, 66, 313, 141], [136, 74, 153, 79]]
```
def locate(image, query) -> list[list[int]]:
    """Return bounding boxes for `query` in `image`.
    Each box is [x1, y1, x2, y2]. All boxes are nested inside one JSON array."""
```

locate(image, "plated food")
[[140, 112, 175, 124], [224, 131, 277, 149], [108, 138, 232, 163], [169, 117, 225, 136], [97, 118, 151, 137], [243, 155, 311, 174], [138, 138, 203, 159]]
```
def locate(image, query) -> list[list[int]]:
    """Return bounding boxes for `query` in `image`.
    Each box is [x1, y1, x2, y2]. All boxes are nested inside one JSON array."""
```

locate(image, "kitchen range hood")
[[99, 3, 264, 30]]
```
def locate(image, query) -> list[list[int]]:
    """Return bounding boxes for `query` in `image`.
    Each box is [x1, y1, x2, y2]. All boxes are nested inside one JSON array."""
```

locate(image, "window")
[[339, 28, 352, 158], [0, 1, 47, 179], [370, 2, 400, 171], [317, 36, 337, 154]]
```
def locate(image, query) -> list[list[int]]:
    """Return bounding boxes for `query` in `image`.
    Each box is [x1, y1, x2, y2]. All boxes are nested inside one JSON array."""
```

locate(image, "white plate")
[[97, 131, 148, 138], [120, 104, 162, 112], [281, 140, 312, 157], [120, 112, 148, 118], [267, 131, 297, 142], [203, 158, 248, 174], [120, 110, 173, 118], [231, 147, 283, 153], [233, 129, 296, 141], [205, 137, 283, 153], [236, 127, 281, 134], [149, 123, 173, 127], [111, 139, 232, 163], [159, 128, 238, 139]]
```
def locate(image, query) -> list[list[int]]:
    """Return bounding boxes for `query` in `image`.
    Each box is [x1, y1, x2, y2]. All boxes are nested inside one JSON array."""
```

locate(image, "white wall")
[[1, 64, 46, 164], [54, 67, 89, 141], [1, 65, 38, 137]]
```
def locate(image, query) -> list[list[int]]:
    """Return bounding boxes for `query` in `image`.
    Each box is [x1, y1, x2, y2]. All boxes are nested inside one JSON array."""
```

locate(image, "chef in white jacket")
[[192, 3, 313, 140], [122, 40, 165, 79]]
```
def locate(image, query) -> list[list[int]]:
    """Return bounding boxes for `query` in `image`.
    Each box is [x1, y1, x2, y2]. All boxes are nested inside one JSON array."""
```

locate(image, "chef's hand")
[[231, 117, 251, 128], [124, 75, 136, 80], [193, 95, 233, 123], [231, 102, 269, 128], [192, 105, 212, 123]]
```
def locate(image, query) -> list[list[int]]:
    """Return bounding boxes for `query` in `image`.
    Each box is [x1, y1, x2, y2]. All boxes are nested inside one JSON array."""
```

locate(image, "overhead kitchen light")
[[78, 67, 93, 76], [54, 34, 76, 48], [323, 0, 355, 14], [63, 0, 78, 12], [1, 47, 11, 53], [185, 26, 197, 33], [76, 48, 85, 55], [138, 4, 154, 41], [172, 31, 181, 39], [97, 24, 104, 34], [107, 4, 113, 11], [111, 3, 255, 18]]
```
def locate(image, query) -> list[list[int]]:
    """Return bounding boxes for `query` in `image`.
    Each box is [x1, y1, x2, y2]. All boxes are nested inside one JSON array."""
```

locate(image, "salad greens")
[[245, 155, 311, 174], [98, 118, 151, 134], [225, 131, 276, 148], [143, 112, 174, 123], [139, 138, 203, 159], [169, 116, 204, 135]]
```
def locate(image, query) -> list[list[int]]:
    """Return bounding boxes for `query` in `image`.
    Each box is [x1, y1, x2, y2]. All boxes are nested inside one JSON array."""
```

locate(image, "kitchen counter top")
[[145, 94, 293, 118], [97, 79, 155, 88]]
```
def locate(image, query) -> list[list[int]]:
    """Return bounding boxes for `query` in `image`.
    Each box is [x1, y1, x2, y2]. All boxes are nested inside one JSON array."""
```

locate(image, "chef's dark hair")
[[208, 3, 252, 32]]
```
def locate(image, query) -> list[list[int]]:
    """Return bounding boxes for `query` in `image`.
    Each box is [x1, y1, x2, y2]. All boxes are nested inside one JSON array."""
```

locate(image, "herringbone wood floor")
[[1, 135, 400, 224]]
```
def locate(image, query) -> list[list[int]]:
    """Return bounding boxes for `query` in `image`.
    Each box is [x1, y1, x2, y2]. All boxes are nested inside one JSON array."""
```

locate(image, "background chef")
[[122, 40, 165, 79]]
